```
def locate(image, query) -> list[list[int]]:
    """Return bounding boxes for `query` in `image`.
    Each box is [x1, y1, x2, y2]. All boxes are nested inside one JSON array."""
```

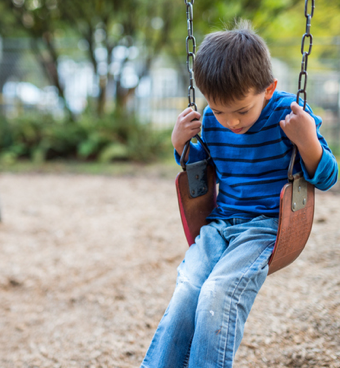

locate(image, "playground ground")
[[0, 168, 339, 367]]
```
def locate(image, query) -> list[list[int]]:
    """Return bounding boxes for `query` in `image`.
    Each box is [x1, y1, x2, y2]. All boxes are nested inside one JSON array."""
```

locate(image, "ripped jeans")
[[140, 216, 278, 368]]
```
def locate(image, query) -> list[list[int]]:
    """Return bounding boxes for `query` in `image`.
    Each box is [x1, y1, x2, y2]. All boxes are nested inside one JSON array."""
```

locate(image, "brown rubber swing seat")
[[176, 166, 315, 275]]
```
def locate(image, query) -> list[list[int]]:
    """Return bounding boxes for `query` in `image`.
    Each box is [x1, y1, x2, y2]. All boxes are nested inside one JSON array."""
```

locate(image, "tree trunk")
[[30, 38, 75, 121], [97, 76, 107, 116]]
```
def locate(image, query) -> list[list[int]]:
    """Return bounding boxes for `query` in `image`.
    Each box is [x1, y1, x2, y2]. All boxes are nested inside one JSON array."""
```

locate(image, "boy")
[[141, 23, 338, 368]]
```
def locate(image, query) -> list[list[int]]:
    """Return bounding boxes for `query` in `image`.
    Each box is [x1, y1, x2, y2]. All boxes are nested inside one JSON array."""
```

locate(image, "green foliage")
[[0, 111, 172, 164], [77, 109, 172, 162], [0, 0, 181, 116]]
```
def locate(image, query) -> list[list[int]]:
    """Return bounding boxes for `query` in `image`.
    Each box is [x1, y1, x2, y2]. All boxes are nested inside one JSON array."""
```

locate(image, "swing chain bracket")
[[180, 136, 212, 198], [186, 159, 209, 198], [291, 173, 308, 212]]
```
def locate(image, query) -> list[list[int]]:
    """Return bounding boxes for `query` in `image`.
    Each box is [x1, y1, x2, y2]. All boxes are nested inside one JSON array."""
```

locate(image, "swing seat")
[[176, 168, 314, 275], [175, 164, 217, 246], [268, 173, 314, 274]]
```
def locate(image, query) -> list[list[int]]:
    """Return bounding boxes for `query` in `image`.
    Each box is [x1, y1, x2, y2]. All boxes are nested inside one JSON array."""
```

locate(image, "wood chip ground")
[[0, 173, 339, 368]]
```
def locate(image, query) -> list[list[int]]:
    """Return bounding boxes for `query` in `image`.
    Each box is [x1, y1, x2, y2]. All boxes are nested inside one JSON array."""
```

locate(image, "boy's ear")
[[264, 79, 278, 100]]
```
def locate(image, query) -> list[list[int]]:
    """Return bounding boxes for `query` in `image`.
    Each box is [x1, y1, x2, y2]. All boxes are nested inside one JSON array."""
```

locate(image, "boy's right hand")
[[171, 107, 201, 157]]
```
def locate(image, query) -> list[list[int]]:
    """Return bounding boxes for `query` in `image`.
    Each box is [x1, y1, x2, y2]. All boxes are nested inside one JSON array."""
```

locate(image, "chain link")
[[296, 0, 315, 110], [289, 0, 315, 180], [185, 0, 197, 111]]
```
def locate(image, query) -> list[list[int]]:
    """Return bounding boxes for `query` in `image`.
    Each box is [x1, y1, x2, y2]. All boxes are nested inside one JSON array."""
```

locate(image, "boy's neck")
[[262, 99, 270, 110]]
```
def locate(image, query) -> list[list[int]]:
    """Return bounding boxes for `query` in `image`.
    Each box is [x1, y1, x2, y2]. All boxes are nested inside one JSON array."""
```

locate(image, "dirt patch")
[[0, 172, 339, 367]]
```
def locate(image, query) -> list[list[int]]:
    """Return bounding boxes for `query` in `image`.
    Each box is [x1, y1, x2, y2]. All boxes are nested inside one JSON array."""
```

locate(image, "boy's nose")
[[227, 119, 240, 129]]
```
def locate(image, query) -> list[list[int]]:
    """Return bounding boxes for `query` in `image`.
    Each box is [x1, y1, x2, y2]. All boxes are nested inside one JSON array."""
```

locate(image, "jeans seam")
[[182, 335, 193, 368], [219, 277, 250, 367], [219, 242, 273, 367]]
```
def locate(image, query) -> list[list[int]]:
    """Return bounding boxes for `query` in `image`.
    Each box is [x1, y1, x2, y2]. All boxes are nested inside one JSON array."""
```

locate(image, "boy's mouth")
[[230, 128, 243, 133]]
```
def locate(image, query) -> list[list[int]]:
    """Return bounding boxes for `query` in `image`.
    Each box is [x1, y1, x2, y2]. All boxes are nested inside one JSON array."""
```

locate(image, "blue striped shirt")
[[176, 90, 338, 220]]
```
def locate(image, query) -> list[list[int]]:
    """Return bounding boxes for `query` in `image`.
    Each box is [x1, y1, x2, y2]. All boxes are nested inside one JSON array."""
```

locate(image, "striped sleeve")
[[299, 114, 338, 191]]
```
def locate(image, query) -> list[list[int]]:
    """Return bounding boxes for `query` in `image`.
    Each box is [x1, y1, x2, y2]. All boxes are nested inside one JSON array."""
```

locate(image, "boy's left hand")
[[280, 101, 322, 177], [279, 102, 317, 149]]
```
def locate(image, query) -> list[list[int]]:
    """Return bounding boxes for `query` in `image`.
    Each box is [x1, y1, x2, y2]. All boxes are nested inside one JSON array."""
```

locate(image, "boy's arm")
[[280, 102, 338, 190]]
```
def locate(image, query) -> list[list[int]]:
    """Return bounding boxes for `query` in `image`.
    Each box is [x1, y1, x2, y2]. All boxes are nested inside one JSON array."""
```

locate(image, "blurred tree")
[[56, 0, 177, 116], [0, 0, 179, 117], [257, 0, 340, 69], [168, 0, 340, 69], [0, 0, 339, 118], [0, 0, 74, 117], [161, 0, 298, 85], [0, 3, 19, 94]]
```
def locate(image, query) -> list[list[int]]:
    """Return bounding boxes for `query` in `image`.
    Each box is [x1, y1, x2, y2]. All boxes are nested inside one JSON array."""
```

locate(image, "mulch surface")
[[0, 172, 339, 367]]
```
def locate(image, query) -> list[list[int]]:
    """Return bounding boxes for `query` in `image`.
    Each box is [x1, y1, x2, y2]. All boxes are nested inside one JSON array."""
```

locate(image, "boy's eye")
[[238, 110, 249, 115]]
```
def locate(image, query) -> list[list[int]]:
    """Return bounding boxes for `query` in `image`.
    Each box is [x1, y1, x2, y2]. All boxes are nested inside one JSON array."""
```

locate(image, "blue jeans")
[[141, 215, 278, 368]]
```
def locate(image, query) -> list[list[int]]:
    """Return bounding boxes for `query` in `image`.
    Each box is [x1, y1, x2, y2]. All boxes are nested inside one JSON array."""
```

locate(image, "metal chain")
[[289, 0, 315, 180], [296, 0, 315, 110], [180, 0, 197, 169], [185, 0, 197, 111]]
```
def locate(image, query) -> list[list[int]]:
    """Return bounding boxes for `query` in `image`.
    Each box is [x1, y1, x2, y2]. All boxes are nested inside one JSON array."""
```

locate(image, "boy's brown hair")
[[194, 21, 274, 104]]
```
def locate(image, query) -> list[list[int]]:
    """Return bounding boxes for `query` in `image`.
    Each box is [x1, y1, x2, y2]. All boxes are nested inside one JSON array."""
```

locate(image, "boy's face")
[[206, 82, 277, 134]]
